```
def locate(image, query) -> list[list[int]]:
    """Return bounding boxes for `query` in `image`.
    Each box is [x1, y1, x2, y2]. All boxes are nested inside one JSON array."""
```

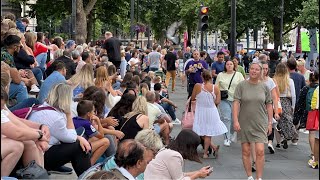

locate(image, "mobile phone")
[[208, 167, 213, 173]]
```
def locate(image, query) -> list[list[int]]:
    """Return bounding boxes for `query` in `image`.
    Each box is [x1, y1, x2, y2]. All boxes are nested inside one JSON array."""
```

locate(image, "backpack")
[[12, 104, 56, 119], [306, 83, 319, 111]]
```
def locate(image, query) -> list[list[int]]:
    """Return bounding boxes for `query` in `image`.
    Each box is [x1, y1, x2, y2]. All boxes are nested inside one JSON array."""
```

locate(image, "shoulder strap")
[[227, 72, 236, 90], [120, 114, 139, 131]]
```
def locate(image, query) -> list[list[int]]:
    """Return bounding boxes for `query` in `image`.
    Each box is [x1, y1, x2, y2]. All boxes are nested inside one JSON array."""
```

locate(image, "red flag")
[[184, 32, 188, 51], [296, 27, 302, 53]]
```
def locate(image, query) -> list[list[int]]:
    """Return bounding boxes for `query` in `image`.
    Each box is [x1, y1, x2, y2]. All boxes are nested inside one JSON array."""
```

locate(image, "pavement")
[[50, 79, 319, 179]]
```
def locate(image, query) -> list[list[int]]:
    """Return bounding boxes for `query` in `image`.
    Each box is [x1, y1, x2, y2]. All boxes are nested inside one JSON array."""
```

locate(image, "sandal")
[[212, 145, 220, 158], [203, 154, 209, 159]]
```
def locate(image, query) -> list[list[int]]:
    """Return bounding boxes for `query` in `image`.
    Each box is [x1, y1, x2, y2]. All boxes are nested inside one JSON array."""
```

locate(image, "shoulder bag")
[[220, 72, 236, 100]]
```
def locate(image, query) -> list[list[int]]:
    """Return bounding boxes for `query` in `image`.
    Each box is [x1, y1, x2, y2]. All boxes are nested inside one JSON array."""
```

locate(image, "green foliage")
[[295, 0, 319, 29]]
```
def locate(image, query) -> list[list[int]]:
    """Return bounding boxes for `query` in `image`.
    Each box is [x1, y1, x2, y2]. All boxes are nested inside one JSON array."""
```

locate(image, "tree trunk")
[[87, 11, 93, 43], [75, 0, 97, 44], [76, 0, 87, 44], [273, 17, 281, 50], [187, 25, 192, 47]]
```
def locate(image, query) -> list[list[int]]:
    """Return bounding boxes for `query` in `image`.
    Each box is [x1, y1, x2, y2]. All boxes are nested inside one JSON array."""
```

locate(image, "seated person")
[[1, 69, 38, 112], [153, 83, 180, 124], [73, 100, 110, 165], [146, 91, 172, 145], [116, 96, 149, 141], [28, 83, 92, 177], [103, 129, 163, 180], [1, 85, 49, 177], [145, 129, 213, 179]]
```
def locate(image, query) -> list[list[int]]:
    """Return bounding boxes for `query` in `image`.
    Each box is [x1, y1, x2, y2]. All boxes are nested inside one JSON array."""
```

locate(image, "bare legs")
[[242, 143, 265, 179], [203, 136, 219, 158], [22, 140, 44, 167], [309, 131, 315, 157], [1, 137, 24, 176], [89, 138, 110, 165]]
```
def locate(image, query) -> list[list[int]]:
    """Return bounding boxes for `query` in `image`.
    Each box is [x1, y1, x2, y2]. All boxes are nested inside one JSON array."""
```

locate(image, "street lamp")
[[230, 0, 236, 57], [279, 0, 284, 50]]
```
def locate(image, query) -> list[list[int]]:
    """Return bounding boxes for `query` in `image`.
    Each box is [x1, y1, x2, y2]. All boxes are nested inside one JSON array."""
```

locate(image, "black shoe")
[[282, 140, 288, 149], [48, 166, 73, 175], [252, 162, 256, 172], [276, 144, 281, 149]]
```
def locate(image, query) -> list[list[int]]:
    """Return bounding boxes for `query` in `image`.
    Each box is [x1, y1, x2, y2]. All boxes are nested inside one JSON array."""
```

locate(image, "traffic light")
[[199, 6, 209, 31]]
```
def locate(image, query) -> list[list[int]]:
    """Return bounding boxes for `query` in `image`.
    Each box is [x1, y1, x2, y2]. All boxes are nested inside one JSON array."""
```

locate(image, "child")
[[73, 100, 110, 165]]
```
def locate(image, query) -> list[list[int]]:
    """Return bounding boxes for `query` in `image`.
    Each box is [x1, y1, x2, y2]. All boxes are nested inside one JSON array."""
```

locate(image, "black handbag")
[[16, 160, 49, 179], [220, 72, 236, 100]]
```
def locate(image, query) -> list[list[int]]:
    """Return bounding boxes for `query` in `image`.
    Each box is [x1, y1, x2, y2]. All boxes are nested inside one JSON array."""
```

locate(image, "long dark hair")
[[108, 93, 136, 118], [167, 129, 201, 163], [82, 86, 106, 118]]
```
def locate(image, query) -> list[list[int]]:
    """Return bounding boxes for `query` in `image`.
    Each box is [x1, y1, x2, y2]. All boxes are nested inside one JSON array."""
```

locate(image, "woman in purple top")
[[184, 50, 208, 97]]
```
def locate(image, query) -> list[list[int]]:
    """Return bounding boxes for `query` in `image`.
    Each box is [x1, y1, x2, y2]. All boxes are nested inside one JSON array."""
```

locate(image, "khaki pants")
[[165, 70, 176, 91]]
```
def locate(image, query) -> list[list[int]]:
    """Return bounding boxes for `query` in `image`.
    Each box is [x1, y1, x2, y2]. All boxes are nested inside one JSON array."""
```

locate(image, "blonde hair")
[[249, 62, 264, 80], [273, 63, 290, 94], [161, 49, 167, 55], [46, 83, 72, 113], [69, 64, 94, 90], [135, 129, 163, 151], [54, 49, 64, 59], [148, 71, 155, 80], [124, 96, 148, 119], [25, 32, 36, 51], [140, 83, 149, 97], [297, 58, 306, 66], [95, 66, 111, 88]]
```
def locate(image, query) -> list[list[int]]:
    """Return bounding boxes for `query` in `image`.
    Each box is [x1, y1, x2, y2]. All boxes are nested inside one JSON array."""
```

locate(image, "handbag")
[[306, 110, 319, 131], [16, 160, 49, 179], [182, 98, 196, 129], [12, 104, 56, 119], [220, 72, 236, 100]]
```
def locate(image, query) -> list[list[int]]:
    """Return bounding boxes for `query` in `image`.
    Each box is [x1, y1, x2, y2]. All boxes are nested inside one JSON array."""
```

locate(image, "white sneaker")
[[230, 133, 237, 142], [268, 143, 275, 154], [291, 142, 298, 146], [247, 176, 254, 180], [224, 139, 231, 147], [171, 118, 181, 125], [30, 84, 40, 93]]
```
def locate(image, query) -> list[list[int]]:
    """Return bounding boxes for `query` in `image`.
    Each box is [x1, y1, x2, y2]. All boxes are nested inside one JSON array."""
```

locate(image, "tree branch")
[[236, 27, 246, 39], [84, 0, 97, 15], [282, 25, 298, 36]]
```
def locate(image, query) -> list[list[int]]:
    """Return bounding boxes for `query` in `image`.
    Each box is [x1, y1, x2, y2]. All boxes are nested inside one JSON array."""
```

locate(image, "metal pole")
[[195, 31, 198, 49], [71, 0, 76, 40], [215, 31, 218, 50], [200, 31, 204, 51], [130, 0, 135, 41], [230, 0, 237, 57], [280, 0, 284, 50], [205, 32, 208, 51], [246, 27, 249, 53]]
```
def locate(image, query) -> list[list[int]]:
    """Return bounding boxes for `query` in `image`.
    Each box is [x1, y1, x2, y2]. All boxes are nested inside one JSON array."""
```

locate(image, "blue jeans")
[[160, 102, 176, 120], [150, 67, 159, 72], [9, 82, 28, 103], [120, 60, 127, 79], [8, 98, 39, 111], [112, 81, 121, 90], [36, 53, 47, 70], [31, 67, 43, 86], [218, 100, 233, 140]]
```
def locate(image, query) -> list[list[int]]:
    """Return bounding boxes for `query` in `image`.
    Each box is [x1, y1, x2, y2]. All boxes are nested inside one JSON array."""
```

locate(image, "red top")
[[33, 42, 48, 57]]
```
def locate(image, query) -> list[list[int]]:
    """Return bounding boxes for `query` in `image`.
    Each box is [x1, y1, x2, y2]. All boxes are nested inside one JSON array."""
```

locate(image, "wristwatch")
[[38, 131, 43, 141]]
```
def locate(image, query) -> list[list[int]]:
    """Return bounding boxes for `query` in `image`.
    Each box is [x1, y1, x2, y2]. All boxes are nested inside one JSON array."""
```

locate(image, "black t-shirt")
[[102, 37, 121, 62], [164, 52, 177, 71]]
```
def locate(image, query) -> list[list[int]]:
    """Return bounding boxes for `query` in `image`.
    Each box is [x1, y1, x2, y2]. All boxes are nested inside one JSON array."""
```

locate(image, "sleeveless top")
[[117, 114, 143, 141]]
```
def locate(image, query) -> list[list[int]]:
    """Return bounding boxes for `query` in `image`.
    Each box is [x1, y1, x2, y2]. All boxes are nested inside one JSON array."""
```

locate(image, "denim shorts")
[[153, 124, 161, 134]]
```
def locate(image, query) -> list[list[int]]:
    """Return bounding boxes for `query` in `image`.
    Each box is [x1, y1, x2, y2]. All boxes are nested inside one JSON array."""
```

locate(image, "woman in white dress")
[[191, 70, 228, 158]]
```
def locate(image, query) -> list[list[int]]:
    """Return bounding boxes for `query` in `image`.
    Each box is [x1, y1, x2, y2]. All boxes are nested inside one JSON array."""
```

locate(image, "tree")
[[295, 0, 319, 29]]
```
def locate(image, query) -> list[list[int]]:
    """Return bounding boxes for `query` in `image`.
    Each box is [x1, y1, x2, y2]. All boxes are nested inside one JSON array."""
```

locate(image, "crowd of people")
[[1, 13, 319, 180]]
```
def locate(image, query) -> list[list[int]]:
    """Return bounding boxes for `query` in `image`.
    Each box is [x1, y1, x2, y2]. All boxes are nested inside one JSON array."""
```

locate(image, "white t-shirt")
[[128, 58, 140, 66], [264, 77, 276, 91], [147, 102, 161, 127], [1, 109, 10, 124]]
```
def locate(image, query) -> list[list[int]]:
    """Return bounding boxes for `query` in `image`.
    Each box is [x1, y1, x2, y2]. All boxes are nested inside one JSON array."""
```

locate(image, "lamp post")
[[130, 0, 135, 41], [279, 0, 284, 50], [230, 0, 237, 57]]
